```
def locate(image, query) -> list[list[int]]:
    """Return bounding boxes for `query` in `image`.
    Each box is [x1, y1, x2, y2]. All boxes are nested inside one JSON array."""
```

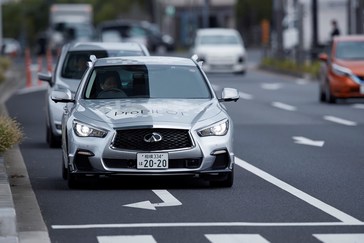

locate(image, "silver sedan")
[[52, 55, 239, 188]]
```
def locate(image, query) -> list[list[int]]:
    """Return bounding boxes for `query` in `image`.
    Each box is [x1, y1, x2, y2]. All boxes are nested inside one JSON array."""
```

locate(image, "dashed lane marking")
[[323, 116, 357, 126], [272, 102, 297, 111]]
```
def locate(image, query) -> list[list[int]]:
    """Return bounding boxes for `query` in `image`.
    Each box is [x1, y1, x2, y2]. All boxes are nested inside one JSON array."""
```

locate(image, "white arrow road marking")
[[292, 136, 325, 147], [272, 102, 297, 111], [123, 190, 182, 210], [324, 116, 357, 126]]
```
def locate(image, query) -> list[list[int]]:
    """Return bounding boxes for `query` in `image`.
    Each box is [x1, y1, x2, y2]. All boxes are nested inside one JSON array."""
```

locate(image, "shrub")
[[0, 115, 23, 154], [260, 57, 320, 79], [0, 57, 11, 84]]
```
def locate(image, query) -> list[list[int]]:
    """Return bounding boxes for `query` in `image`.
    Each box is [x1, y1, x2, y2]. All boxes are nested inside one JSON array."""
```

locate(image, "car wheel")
[[325, 81, 337, 104], [319, 83, 326, 102], [62, 156, 68, 180], [46, 125, 61, 148], [210, 171, 234, 188], [67, 170, 80, 189]]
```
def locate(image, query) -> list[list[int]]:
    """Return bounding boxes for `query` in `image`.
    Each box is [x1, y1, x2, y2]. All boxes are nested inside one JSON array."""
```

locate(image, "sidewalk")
[[0, 61, 50, 243]]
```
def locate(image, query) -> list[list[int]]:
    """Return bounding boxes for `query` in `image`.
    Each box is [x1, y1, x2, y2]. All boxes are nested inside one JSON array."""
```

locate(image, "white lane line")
[[51, 221, 364, 230], [262, 83, 282, 90], [272, 102, 297, 111], [97, 235, 157, 243], [352, 104, 364, 109], [205, 234, 270, 243], [235, 158, 362, 224], [239, 91, 253, 100], [313, 233, 364, 243], [296, 79, 309, 85], [323, 116, 357, 126]]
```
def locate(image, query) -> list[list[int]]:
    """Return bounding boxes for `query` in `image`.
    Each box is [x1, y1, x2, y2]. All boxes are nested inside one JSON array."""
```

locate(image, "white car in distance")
[[191, 28, 247, 74]]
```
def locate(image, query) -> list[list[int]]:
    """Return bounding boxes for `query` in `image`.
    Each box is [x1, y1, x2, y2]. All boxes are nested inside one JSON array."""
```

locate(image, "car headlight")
[[332, 63, 352, 77], [198, 119, 229, 137], [332, 63, 362, 84], [73, 121, 107, 138]]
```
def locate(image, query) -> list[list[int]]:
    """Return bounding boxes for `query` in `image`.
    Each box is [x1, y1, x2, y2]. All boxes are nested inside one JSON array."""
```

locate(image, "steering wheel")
[[97, 88, 127, 98]]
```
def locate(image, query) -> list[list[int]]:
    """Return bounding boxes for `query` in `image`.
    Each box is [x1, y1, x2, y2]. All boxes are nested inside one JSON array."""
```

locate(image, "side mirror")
[[38, 72, 52, 86], [318, 53, 328, 62], [219, 88, 239, 102], [51, 89, 74, 103]]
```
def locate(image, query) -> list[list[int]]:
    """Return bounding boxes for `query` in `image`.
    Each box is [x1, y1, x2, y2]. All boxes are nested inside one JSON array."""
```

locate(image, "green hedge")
[[0, 115, 23, 154], [260, 57, 321, 79]]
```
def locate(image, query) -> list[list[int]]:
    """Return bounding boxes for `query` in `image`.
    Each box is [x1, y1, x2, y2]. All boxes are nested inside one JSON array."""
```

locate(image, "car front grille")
[[112, 128, 193, 151]]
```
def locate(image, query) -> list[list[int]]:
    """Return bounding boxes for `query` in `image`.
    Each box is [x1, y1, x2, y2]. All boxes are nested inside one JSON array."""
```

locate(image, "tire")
[[325, 82, 337, 104], [67, 170, 80, 189], [46, 125, 61, 148], [210, 170, 234, 188], [319, 83, 326, 102], [62, 156, 68, 180]]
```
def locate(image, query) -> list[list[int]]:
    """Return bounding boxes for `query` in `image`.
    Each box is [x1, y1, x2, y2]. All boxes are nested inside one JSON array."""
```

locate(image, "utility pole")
[[273, 0, 284, 59], [356, 0, 364, 34], [0, 0, 3, 55], [203, 0, 210, 28], [311, 0, 318, 55]]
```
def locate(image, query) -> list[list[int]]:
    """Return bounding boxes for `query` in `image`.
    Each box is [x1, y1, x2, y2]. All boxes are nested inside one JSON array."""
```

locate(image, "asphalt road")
[[5, 64, 364, 242]]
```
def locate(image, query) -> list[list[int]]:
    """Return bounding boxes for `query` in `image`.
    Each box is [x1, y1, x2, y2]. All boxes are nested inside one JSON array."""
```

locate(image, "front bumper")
[[66, 128, 235, 177]]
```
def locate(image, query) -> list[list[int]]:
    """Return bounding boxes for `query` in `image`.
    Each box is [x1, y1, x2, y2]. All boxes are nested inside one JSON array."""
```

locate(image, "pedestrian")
[[331, 19, 340, 39]]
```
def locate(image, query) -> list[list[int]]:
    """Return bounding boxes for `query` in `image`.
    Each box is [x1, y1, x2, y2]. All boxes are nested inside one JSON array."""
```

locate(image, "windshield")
[[198, 34, 241, 45], [62, 50, 145, 79], [335, 41, 364, 60], [84, 64, 212, 99]]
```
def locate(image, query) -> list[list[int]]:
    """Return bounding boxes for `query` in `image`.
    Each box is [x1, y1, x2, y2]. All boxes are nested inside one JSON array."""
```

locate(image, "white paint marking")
[[296, 79, 309, 85], [324, 116, 357, 126], [97, 235, 157, 243], [51, 221, 364, 230], [352, 104, 364, 109], [292, 136, 325, 147], [239, 91, 253, 100], [206, 234, 270, 243], [123, 190, 182, 210], [235, 158, 362, 224], [262, 83, 282, 90], [272, 102, 297, 111], [313, 233, 364, 243]]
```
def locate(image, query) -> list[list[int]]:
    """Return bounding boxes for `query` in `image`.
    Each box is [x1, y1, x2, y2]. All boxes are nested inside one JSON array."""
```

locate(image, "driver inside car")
[[97, 71, 127, 98]]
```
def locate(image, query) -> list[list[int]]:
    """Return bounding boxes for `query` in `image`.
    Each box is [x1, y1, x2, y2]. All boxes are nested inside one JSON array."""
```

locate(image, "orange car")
[[318, 35, 364, 103]]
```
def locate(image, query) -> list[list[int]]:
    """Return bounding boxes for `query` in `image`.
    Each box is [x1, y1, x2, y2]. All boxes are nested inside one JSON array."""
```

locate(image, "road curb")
[[0, 61, 50, 243], [0, 157, 18, 243]]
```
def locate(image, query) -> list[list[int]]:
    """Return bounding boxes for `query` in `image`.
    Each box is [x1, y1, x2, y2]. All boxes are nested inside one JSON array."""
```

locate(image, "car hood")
[[196, 45, 245, 55], [75, 99, 223, 128], [335, 59, 364, 76]]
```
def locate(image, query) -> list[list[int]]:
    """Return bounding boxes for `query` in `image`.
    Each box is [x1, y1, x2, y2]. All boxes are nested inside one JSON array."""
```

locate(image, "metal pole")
[[0, 0, 3, 55], [203, 0, 210, 28], [274, 0, 284, 59]]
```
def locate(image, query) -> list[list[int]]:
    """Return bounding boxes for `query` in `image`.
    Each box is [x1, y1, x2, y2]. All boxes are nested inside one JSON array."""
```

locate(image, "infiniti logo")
[[144, 132, 163, 143]]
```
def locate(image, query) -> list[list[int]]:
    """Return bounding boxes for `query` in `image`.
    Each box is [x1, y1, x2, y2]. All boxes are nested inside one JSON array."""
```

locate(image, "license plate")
[[361, 85, 364, 94], [137, 153, 168, 169]]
